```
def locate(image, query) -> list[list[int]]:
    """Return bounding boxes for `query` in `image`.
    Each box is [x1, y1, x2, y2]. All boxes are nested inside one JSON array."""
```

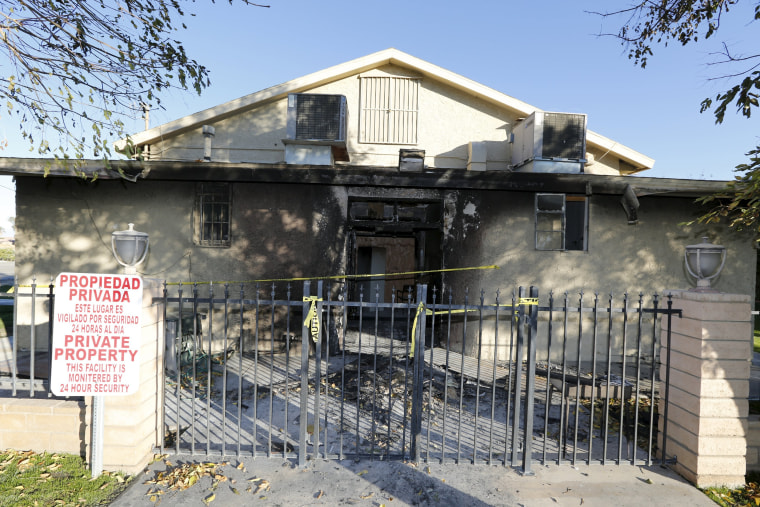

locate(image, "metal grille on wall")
[[158, 280, 681, 473], [359, 77, 420, 145]]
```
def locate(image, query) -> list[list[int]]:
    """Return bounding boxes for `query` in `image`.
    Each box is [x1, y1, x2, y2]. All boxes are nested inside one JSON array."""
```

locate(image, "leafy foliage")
[[689, 145, 760, 236], [0, 248, 14, 262], [598, 0, 760, 124], [0, 0, 266, 161]]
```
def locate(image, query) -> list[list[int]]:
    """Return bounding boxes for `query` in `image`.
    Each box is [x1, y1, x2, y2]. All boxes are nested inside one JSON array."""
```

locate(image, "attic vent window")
[[360, 76, 419, 144]]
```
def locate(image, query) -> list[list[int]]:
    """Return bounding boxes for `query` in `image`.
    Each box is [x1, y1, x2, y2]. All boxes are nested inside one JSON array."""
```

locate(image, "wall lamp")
[[684, 236, 726, 292], [112, 223, 149, 274]]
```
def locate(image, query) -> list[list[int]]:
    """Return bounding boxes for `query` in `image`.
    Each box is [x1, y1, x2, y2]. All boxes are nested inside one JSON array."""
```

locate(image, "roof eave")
[[114, 48, 654, 171], [0, 157, 718, 197]]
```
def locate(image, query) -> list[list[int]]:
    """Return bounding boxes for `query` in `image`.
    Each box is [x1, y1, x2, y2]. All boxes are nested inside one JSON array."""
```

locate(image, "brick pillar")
[[89, 278, 164, 475], [661, 290, 751, 488]]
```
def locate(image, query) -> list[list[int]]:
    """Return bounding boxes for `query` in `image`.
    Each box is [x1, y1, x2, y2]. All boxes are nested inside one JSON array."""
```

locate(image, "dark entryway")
[[346, 197, 443, 302]]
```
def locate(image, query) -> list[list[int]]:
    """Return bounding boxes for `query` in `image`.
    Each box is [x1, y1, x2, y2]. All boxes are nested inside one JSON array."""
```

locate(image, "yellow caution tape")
[[303, 296, 323, 343], [164, 265, 499, 286], [410, 305, 491, 358], [409, 297, 541, 357], [409, 302, 429, 359], [13, 265, 499, 288]]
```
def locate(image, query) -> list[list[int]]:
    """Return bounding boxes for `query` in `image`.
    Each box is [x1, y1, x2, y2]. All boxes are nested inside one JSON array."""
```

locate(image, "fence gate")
[[159, 281, 680, 472]]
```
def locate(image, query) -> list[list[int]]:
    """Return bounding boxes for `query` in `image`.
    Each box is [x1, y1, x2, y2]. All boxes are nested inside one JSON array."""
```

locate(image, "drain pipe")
[[202, 125, 215, 162]]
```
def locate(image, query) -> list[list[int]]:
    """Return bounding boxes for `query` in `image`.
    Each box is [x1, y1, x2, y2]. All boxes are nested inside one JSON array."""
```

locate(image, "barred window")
[[359, 76, 419, 144], [535, 194, 587, 251], [195, 183, 231, 247]]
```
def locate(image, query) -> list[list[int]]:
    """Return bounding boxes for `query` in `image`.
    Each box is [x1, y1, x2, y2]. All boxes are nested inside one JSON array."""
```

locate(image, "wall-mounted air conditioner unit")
[[286, 93, 347, 142], [511, 111, 587, 173], [284, 93, 349, 164]]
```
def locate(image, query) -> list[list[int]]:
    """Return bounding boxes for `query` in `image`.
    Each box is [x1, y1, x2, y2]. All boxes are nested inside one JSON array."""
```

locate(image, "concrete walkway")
[[110, 454, 717, 507]]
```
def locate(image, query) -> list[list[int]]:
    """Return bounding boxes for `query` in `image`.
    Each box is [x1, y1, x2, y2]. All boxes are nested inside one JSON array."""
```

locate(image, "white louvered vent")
[[359, 76, 419, 144]]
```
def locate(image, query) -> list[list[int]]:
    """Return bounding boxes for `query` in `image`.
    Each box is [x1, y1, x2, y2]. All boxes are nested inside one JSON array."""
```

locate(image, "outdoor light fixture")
[[111, 223, 149, 274], [684, 236, 726, 291]]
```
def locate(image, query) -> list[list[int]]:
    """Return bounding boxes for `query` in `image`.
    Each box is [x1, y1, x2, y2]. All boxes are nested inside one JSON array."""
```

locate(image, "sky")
[[1, 0, 759, 235]]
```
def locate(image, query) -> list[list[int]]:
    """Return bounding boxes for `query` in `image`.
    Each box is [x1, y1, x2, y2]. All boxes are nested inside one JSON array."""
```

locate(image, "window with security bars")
[[360, 76, 419, 144], [195, 183, 231, 247], [535, 193, 587, 251]]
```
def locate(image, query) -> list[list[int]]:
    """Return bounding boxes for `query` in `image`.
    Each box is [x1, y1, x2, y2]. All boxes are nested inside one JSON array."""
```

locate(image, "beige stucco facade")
[[13, 173, 754, 296], [126, 49, 651, 176], [7, 167, 754, 361]]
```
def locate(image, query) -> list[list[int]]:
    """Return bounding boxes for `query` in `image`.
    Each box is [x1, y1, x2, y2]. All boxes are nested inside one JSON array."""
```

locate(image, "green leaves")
[[701, 71, 760, 124], [0, 0, 263, 162], [601, 1, 758, 124], [688, 145, 760, 238]]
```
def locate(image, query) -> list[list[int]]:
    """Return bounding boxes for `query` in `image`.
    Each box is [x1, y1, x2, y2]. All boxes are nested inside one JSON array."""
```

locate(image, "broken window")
[[195, 183, 231, 247], [349, 199, 439, 226], [535, 193, 587, 251]]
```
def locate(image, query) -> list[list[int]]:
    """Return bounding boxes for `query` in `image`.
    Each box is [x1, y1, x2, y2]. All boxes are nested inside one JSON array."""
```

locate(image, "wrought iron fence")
[[159, 280, 681, 472], [0, 277, 682, 472], [0, 279, 55, 397]]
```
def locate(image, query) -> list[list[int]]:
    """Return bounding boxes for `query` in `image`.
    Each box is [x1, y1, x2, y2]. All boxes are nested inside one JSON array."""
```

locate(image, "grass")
[[754, 329, 760, 354], [703, 472, 760, 506], [0, 449, 131, 506]]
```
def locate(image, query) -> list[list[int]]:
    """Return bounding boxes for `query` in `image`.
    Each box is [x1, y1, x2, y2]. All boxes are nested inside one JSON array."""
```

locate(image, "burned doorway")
[[347, 196, 443, 302]]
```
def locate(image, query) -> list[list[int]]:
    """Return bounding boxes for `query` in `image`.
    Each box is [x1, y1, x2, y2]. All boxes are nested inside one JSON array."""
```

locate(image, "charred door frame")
[[345, 191, 444, 302]]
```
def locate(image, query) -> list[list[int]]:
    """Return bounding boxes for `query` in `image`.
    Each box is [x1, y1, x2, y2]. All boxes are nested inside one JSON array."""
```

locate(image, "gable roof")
[[116, 48, 654, 172]]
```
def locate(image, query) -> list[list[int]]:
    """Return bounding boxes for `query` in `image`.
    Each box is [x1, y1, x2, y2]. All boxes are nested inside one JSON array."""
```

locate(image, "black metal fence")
[[0, 279, 55, 397], [159, 280, 681, 473]]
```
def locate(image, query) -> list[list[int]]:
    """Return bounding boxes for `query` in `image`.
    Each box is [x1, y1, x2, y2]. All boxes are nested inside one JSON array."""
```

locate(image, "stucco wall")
[[16, 177, 347, 286], [16, 175, 756, 298], [144, 64, 624, 175], [16, 176, 350, 351], [14, 174, 755, 359], [440, 189, 756, 361], [441, 190, 754, 296]]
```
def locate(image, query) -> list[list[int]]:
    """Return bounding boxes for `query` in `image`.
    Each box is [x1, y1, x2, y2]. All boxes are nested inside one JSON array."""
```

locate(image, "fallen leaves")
[[145, 461, 226, 492], [248, 478, 271, 494], [144, 459, 278, 502]]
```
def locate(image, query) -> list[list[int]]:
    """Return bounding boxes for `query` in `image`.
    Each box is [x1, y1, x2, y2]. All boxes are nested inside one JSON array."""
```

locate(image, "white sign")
[[50, 273, 143, 396]]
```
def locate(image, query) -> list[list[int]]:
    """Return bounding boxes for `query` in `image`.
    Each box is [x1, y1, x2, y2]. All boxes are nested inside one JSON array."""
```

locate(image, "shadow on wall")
[[14, 173, 350, 354]]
